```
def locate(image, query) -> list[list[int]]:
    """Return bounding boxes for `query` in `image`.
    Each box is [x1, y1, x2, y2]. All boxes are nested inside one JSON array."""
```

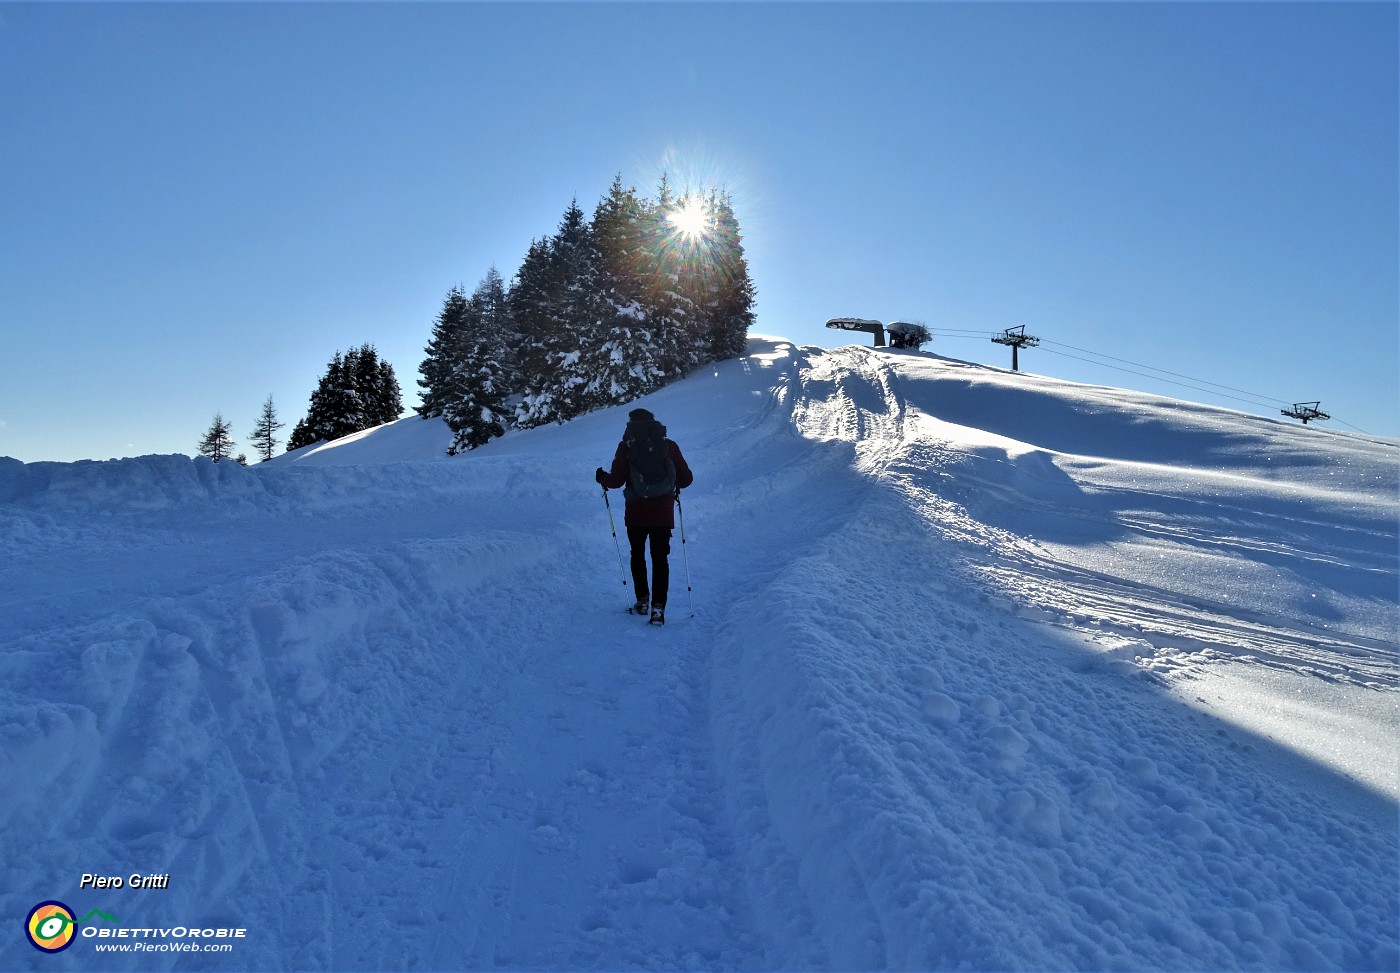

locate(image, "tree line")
[[196, 345, 402, 464], [418, 175, 756, 454], [198, 174, 754, 462]]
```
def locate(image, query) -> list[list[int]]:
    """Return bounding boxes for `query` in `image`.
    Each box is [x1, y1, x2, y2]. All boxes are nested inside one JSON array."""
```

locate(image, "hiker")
[[595, 408, 693, 624]]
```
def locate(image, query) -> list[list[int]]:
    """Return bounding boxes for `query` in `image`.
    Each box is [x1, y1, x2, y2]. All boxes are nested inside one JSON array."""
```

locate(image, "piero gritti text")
[[80, 873, 171, 891]]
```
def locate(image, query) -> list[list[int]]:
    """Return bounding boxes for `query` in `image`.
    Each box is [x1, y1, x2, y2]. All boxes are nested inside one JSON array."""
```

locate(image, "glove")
[[595, 467, 607, 485]]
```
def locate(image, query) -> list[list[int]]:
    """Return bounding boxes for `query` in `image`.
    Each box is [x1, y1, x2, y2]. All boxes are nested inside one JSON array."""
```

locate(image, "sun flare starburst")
[[668, 198, 711, 241]]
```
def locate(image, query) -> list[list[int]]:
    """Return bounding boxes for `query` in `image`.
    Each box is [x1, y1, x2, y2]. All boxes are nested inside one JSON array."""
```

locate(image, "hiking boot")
[[630, 600, 649, 616], [649, 605, 666, 625]]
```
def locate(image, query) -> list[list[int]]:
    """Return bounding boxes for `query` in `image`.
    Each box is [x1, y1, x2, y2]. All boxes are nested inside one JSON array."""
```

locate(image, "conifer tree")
[[594, 176, 648, 311], [418, 286, 471, 418], [592, 177, 667, 402], [442, 272, 512, 453], [249, 395, 284, 463], [322, 352, 359, 434], [473, 267, 517, 393], [508, 237, 558, 425], [514, 202, 612, 426], [286, 416, 315, 453], [887, 321, 932, 349], [376, 355, 403, 424], [344, 346, 372, 429], [704, 192, 757, 362], [288, 353, 342, 452], [639, 178, 703, 378], [198, 413, 236, 462], [349, 344, 401, 427], [551, 199, 615, 419], [287, 347, 403, 452]]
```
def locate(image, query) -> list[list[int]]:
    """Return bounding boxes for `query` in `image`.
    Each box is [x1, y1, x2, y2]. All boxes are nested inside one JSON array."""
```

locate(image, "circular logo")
[[26, 901, 77, 953]]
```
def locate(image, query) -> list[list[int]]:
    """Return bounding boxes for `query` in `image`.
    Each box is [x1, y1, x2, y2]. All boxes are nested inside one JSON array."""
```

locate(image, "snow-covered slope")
[[2, 337, 1396, 971]]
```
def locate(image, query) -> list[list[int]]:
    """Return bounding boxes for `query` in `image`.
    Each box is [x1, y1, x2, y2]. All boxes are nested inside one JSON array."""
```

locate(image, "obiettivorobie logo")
[[24, 901, 118, 953], [25, 898, 248, 956]]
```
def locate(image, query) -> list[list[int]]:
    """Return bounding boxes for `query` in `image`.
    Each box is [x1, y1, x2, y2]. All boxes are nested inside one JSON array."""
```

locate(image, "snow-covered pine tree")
[[378, 357, 403, 424], [509, 237, 560, 427], [474, 267, 518, 397], [669, 188, 724, 371], [249, 395, 284, 463], [198, 413, 236, 462], [319, 352, 360, 436], [704, 191, 757, 362], [639, 177, 703, 379], [887, 321, 932, 349], [285, 418, 313, 453], [350, 344, 402, 426], [285, 418, 313, 452], [551, 199, 616, 420], [343, 346, 372, 430], [288, 352, 345, 451], [594, 176, 648, 311], [514, 202, 612, 426], [592, 178, 667, 404], [286, 347, 402, 452], [417, 286, 471, 418], [442, 272, 512, 453]]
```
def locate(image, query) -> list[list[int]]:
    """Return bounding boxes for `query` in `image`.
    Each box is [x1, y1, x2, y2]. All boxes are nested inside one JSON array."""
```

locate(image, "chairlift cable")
[[1037, 347, 1284, 410], [1040, 339, 1292, 405], [1331, 418, 1374, 436], [859, 324, 1370, 433]]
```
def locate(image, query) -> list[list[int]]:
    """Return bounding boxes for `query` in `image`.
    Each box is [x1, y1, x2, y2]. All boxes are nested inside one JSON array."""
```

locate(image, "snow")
[[265, 414, 455, 467], [3, 336, 1396, 970]]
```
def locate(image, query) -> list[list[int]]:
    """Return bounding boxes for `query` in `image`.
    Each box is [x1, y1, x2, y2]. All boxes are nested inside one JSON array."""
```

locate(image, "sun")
[[668, 197, 711, 241]]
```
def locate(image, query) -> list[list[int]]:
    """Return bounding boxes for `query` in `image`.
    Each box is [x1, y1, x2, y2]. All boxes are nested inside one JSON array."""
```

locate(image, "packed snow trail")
[[2, 420, 770, 968], [1, 338, 1395, 971]]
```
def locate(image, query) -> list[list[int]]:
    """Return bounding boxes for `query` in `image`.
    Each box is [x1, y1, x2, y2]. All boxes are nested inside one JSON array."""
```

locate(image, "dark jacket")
[[599, 438, 693, 528]]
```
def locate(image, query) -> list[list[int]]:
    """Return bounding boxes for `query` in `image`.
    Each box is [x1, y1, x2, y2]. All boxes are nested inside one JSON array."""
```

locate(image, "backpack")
[[623, 418, 676, 500]]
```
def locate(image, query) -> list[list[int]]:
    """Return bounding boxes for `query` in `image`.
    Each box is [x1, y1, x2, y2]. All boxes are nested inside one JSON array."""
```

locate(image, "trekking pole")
[[601, 486, 627, 588], [676, 492, 694, 616]]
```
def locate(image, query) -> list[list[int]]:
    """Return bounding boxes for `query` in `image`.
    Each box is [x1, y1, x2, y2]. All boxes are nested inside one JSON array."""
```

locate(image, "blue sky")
[[2, 2, 1396, 462]]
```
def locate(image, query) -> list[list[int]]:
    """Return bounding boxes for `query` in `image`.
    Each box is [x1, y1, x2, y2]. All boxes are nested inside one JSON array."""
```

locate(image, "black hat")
[[628, 408, 655, 422]]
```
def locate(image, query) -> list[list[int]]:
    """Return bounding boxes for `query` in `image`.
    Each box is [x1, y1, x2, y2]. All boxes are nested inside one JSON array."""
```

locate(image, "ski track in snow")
[[1, 338, 1396, 971]]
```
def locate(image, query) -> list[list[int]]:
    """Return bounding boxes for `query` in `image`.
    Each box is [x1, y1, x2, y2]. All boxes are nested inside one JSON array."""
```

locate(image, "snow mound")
[[266, 414, 455, 467], [2, 336, 1395, 971]]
